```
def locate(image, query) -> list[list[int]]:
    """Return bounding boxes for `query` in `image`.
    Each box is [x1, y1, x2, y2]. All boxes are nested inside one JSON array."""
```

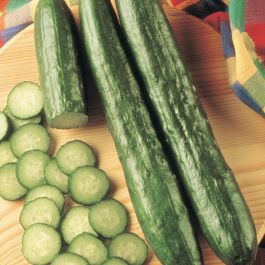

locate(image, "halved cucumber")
[[20, 197, 61, 229], [4, 106, 42, 130], [25, 184, 64, 213], [0, 112, 10, 141], [61, 206, 98, 244], [69, 166, 110, 205], [45, 158, 68, 193], [7, 81, 43, 119], [109, 233, 148, 265], [51, 253, 89, 265], [89, 199, 128, 238], [56, 140, 96, 174], [0, 163, 27, 201], [17, 150, 50, 189], [103, 258, 129, 265], [0, 141, 17, 167], [10, 123, 50, 157], [22, 223, 61, 265], [69, 233, 108, 265]]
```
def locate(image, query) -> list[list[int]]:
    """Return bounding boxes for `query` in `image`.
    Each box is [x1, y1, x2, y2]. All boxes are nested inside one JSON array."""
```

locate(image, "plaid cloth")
[[1, 0, 265, 116]]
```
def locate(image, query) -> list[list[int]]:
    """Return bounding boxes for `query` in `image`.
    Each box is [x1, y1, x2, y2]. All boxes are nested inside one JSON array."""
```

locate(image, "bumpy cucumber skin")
[[34, 0, 87, 128], [115, 0, 257, 264], [79, 1, 203, 265]]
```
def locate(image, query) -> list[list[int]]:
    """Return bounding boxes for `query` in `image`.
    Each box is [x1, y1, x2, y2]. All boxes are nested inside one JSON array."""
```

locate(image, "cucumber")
[[3, 106, 42, 130], [115, 0, 257, 264], [25, 185, 64, 213], [79, 1, 203, 264], [17, 150, 50, 189], [89, 199, 128, 238], [20, 197, 61, 229], [10, 123, 50, 157], [68, 233, 108, 265], [0, 112, 10, 140], [69, 166, 109, 205], [109, 233, 147, 265], [56, 140, 96, 175], [34, 0, 88, 129], [22, 223, 61, 265], [61, 206, 98, 244], [0, 141, 17, 167], [7, 81, 43, 119], [103, 258, 129, 265], [0, 163, 27, 201], [51, 253, 89, 265], [45, 158, 68, 193]]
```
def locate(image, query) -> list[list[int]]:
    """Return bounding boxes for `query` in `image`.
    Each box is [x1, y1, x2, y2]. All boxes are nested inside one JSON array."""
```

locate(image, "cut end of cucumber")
[[49, 113, 88, 129]]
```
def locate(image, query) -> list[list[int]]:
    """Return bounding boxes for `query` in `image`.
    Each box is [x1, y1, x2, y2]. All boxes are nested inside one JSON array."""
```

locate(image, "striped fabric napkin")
[[1, 0, 265, 117]]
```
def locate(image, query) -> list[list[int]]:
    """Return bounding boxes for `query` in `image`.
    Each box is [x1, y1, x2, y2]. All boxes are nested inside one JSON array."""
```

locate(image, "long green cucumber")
[[79, 1, 203, 264], [115, 1, 257, 264], [34, 0, 88, 129]]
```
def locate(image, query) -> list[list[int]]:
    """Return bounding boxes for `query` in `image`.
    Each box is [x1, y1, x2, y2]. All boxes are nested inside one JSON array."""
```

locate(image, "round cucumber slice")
[[0, 141, 17, 167], [69, 166, 110, 205], [69, 233, 108, 265], [0, 163, 27, 201], [22, 223, 61, 265], [17, 150, 50, 189], [56, 140, 96, 174], [20, 197, 61, 229], [45, 158, 68, 193], [10, 123, 50, 158], [51, 253, 89, 265], [109, 233, 148, 265], [89, 199, 128, 238], [25, 184, 64, 213], [103, 258, 129, 265], [0, 112, 10, 141], [7, 81, 43, 119], [61, 206, 98, 244]]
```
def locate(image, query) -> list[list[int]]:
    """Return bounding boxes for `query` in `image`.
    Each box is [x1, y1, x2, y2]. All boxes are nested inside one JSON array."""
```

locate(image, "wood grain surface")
[[0, 3, 265, 265]]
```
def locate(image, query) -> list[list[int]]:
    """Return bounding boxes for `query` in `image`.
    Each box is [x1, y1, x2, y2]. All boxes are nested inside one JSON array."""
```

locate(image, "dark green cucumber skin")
[[115, 1, 257, 264], [34, 0, 86, 125], [79, 1, 203, 265]]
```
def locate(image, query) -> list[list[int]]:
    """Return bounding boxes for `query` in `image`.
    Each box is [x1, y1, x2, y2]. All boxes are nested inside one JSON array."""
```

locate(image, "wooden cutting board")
[[0, 3, 265, 265]]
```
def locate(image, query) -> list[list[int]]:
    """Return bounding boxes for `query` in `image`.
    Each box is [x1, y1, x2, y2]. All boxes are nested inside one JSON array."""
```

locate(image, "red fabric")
[[246, 23, 265, 56], [0, 0, 8, 12], [204, 12, 229, 32], [170, 0, 183, 5]]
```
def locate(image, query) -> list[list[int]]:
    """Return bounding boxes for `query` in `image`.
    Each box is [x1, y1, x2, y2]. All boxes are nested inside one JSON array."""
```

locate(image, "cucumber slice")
[[22, 223, 61, 265], [4, 106, 42, 130], [25, 185, 64, 213], [10, 123, 50, 157], [0, 163, 27, 201], [7, 81, 43, 119], [45, 158, 68, 193], [17, 150, 50, 189], [0, 112, 10, 141], [69, 166, 110, 205], [89, 199, 128, 238], [0, 141, 17, 167], [20, 197, 61, 229], [109, 233, 148, 265], [56, 140, 96, 174], [103, 258, 129, 265], [69, 233, 108, 265], [51, 253, 89, 265], [61, 206, 98, 244]]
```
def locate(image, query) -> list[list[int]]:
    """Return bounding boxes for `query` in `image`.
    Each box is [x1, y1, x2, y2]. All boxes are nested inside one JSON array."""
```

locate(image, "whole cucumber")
[[115, 0, 257, 264], [79, 0, 203, 264]]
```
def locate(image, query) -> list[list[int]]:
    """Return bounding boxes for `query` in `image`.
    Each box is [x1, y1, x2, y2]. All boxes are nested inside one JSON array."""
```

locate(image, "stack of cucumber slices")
[[0, 81, 148, 265]]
